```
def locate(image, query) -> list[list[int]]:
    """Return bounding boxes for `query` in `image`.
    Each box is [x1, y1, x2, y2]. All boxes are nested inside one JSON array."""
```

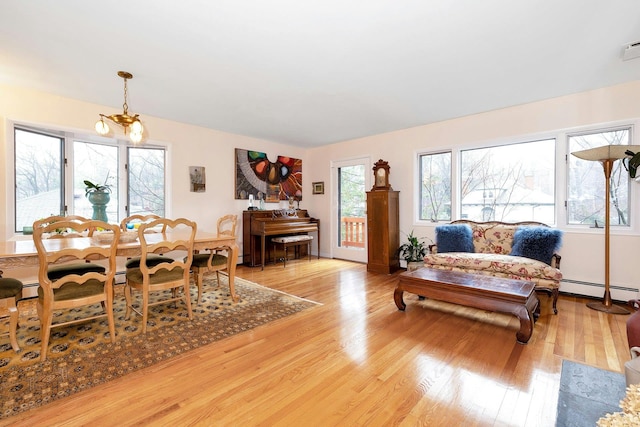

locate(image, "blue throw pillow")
[[435, 224, 474, 253], [510, 226, 563, 265]]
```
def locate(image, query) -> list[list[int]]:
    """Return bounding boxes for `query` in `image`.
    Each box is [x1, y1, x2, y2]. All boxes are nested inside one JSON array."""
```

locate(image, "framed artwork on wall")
[[189, 166, 205, 192], [234, 148, 303, 201], [312, 182, 324, 195]]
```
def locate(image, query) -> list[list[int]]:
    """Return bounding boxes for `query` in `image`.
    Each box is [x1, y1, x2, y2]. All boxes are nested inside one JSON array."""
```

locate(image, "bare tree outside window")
[[73, 141, 119, 222], [567, 128, 631, 226], [419, 152, 451, 221], [460, 139, 555, 223], [128, 147, 165, 216], [14, 128, 64, 231], [13, 125, 166, 233]]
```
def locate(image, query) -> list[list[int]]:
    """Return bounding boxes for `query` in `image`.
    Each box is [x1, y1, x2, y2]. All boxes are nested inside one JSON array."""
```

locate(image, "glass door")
[[332, 158, 370, 262]]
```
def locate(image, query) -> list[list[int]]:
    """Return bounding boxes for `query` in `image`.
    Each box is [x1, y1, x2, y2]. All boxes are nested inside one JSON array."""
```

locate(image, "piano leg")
[[261, 235, 266, 271]]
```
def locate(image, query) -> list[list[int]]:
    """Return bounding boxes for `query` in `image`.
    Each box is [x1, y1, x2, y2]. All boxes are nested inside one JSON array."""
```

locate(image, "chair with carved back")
[[124, 218, 196, 333], [119, 214, 170, 269], [33, 215, 107, 280], [189, 214, 237, 303], [0, 274, 23, 352], [33, 218, 119, 361]]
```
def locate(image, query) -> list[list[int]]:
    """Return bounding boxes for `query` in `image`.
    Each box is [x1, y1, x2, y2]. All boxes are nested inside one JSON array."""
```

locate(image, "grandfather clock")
[[366, 160, 400, 274]]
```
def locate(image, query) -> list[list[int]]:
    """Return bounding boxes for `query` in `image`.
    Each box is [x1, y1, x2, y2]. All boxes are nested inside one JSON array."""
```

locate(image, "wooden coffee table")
[[394, 268, 539, 344]]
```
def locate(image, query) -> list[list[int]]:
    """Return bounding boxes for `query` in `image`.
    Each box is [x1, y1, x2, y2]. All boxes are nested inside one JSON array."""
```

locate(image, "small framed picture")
[[189, 166, 206, 193], [312, 181, 324, 195]]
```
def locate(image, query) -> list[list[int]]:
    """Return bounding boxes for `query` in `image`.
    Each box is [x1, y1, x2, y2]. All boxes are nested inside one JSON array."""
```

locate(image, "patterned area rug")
[[0, 276, 319, 420]]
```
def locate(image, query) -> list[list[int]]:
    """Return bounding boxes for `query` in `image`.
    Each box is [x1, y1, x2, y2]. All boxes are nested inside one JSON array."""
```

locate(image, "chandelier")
[[95, 71, 144, 143]]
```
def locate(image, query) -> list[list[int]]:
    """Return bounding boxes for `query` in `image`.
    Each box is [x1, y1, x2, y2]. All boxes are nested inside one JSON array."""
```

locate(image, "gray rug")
[[556, 359, 626, 427]]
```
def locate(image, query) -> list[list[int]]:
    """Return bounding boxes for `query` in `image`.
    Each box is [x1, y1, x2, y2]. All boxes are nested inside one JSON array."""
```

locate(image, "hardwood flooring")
[[3, 258, 632, 426]]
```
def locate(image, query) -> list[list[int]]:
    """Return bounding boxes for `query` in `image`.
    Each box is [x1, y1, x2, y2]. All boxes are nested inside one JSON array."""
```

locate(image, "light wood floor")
[[3, 258, 632, 426]]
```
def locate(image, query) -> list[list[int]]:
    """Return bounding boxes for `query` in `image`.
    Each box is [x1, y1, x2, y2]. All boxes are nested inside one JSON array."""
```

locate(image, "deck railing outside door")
[[341, 217, 365, 248]]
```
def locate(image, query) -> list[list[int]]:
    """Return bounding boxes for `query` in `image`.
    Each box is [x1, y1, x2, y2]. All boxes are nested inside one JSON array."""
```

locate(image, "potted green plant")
[[397, 230, 430, 271], [84, 179, 111, 222], [84, 179, 112, 196], [623, 149, 640, 179]]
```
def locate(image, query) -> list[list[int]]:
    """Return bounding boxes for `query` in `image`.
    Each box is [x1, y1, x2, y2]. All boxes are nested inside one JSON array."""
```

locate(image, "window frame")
[[417, 150, 453, 223], [565, 125, 634, 228], [414, 120, 640, 235], [9, 121, 168, 236]]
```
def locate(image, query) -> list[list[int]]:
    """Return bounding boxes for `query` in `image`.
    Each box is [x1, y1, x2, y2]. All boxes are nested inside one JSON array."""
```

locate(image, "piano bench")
[[271, 235, 314, 268]]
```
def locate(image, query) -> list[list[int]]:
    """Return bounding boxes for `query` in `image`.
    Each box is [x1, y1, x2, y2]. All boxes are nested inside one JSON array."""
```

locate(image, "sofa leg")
[[551, 288, 559, 315]]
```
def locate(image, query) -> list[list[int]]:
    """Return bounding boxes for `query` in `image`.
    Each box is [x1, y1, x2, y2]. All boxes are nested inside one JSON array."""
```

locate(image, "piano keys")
[[242, 209, 320, 269]]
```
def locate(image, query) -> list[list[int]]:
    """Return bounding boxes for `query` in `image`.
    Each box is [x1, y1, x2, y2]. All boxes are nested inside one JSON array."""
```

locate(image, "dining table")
[[0, 230, 240, 302]]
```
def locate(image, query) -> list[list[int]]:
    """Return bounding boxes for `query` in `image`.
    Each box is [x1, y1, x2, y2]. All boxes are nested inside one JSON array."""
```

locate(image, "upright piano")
[[243, 209, 320, 268]]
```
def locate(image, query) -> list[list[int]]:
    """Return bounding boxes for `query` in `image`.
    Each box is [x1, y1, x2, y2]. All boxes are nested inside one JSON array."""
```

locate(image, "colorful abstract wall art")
[[235, 148, 302, 202]]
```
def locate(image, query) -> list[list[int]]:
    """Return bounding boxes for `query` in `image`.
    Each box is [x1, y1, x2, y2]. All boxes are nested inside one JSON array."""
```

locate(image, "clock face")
[[375, 168, 386, 187]]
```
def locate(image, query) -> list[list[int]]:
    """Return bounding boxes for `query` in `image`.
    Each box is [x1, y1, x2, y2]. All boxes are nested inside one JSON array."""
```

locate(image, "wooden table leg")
[[394, 287, 406, 311], [227, 243, 239, 302], [514, 296, 537, 344]]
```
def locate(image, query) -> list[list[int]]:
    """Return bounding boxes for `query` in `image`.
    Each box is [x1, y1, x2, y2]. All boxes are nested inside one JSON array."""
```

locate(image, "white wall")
[[307, 81, 640, 301], [0, 83, 307, 264], [3, 81, 640, 301]]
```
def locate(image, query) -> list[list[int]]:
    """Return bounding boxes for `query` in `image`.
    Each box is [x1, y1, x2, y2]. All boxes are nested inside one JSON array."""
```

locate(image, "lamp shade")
[[129, 131, 143, 144], [130, 120, 143, 134], [95, 119, 110, 135], [571, 144, 640, 161]]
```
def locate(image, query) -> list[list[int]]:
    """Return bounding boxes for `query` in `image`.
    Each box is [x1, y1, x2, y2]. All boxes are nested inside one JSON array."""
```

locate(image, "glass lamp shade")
[[130, 120, 144, 134], [130, 130, 143, 144], [95, 119, 110, 135]]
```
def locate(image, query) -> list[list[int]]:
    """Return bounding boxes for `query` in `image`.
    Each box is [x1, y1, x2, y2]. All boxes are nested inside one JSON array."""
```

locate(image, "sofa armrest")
[[552, 253, 561, 269]]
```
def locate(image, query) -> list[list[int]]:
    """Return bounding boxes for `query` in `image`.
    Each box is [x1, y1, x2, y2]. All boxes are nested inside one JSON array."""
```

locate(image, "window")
[[460, 139, 556, 223], [419, 151, 451, 221], [128, 147, 166, 216], [73, 141, 119, 221], [567, 128, 632, 226], [14, 128, 64, 231], [13, 125, 166, 233]]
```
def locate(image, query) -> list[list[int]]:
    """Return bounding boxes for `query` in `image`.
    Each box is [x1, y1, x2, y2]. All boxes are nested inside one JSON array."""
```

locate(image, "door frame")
[[330, 156, 371, 262]]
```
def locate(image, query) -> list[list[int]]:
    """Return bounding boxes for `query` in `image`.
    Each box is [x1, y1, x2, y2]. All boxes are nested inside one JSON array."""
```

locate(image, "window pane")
[[460, 139, 555, 223], [15, 128, 64, 232], [567, 128, 631, 226], [338, 164, 366, 248], [73, 141, 119, 223], [128, 147, 165, 216], [419, 152, 451, 221]]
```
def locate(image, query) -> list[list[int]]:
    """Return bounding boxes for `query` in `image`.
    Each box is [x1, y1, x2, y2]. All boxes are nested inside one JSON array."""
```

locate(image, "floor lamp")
[[572, 144, 640, 314]]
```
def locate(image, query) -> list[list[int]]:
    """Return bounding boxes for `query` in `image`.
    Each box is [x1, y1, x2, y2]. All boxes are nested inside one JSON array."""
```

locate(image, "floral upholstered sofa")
[[423, 220, 563, 314]]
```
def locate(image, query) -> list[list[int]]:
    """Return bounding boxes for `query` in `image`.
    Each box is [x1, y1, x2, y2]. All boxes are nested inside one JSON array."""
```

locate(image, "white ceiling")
[[1, 1, 640, 148]]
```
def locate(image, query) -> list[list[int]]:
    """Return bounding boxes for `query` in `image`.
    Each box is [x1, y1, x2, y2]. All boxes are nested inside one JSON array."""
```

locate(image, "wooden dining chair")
[[0, 276, 23, 352], [119, 214, 170, 269], [189, 214, 237, 303], [33, 218, 120, 361], [124, 218, 197, 333], [33, 215, 107, 279]]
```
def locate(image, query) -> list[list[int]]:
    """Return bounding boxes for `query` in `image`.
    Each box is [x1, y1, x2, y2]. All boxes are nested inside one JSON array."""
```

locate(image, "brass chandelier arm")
[[100, 112, 140, 127]]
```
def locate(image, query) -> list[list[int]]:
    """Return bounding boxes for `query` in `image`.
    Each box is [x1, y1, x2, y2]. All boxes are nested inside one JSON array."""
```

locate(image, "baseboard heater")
[[561, 278, 638, 293]]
